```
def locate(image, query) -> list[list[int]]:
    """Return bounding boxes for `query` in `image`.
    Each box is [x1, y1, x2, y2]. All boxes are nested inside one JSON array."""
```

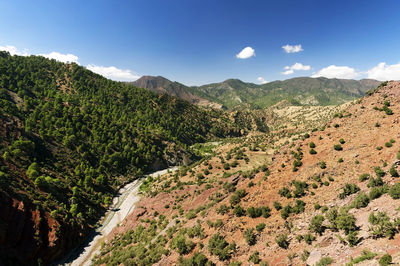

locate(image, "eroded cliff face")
[[0, 192, 84, 265]]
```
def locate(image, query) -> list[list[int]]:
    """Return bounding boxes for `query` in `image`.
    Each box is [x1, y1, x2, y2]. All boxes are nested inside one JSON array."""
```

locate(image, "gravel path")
[[58, 167, 178, 266]]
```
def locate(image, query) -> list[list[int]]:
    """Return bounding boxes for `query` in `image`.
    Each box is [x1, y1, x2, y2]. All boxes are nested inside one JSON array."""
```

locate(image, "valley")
[[0, 52, 398, 266], [90, 81, 400, 265]]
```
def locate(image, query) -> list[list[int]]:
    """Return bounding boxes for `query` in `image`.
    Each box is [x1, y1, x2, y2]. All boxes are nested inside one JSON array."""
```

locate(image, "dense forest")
[[0, 52, 244, 264]]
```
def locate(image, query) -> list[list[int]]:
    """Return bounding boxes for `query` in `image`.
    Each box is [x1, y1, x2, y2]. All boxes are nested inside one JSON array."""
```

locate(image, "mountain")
[[93, 81, 400, 265], [132, 76, 380, 109], [131, 76, 222, 109], [0, 52, 248, 264]]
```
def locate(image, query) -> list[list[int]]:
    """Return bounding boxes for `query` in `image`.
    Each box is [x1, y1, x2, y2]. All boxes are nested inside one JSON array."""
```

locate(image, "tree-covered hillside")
[[0, 52, 243, 264]]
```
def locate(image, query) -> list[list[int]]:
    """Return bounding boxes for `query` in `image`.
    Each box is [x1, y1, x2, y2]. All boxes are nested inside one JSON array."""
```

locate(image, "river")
[[57, 166, 179, 266]]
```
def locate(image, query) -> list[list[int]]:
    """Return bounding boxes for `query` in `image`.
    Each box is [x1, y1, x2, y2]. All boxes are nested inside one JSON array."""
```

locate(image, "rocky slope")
[[93, 81, 400, 265]]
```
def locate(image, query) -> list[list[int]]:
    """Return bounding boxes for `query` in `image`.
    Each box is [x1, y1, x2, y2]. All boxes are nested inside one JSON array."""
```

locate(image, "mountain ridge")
[[132, 75, 381, 109]]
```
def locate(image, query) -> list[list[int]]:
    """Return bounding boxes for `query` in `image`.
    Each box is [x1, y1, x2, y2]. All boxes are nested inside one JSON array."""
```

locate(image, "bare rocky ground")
[[93, 81, 400, 265]]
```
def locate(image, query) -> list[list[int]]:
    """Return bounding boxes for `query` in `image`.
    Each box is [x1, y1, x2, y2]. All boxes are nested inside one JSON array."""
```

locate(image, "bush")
[[244, 228, 257, 245], [339, 183, 360, 199], [368, 176, 384, 187], [359, 173, 370, 182], [248, 251, 260, 264], [275, 234, 289, 249], [351, 192, 370, 209], [303, 233, 316, 245], [278, 187, 291, 198], [374, 167, 385, 178], [217, 204, 230, 215], [385, 142, 393, 148], [334, 144, 343, 151], [256, 223, 266, 232], [389, 183, 400, 199], [316, 257, 334, 266], [178, 252, 209, 266], [233, 205, 245, 217], [339, 138, 345, 144], [170, 234, 195, 255], [273, 201, 282, 210], [368, 212, 397, 239], [292, 180, 308, 198], [309, 215, 325, 235], [309, 142, 316, 148], [319, 161, 327, 169], [390, 165, 399, 177], [369, 187, 383, 200], [208, 233, 236, 261], [379, 254, 392, 266], [309, 149, 317, 155]]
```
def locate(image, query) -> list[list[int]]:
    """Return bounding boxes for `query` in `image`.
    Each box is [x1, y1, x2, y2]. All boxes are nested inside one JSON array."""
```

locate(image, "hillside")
[[131, 76, 222, 109], [132, 76, 380, 109], [0, 52, 247, 265], [92, 81, 400, 265]]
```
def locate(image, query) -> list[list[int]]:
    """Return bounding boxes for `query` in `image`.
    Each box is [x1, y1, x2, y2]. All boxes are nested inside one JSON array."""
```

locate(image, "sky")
[[1, 0, 400, 85]]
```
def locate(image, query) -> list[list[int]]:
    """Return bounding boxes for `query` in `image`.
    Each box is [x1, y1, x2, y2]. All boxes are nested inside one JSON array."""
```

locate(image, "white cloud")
[[282, 44, 303, 53], [236, 46, 255, 59], [257, 77, 268, 84], [311, 65, 360, 79], [366, 62, 400, 81], [0, 45, 28, 56], [282, 62, 310, 75], [87, 64, 140, 81], [39, 51, 79, 63]]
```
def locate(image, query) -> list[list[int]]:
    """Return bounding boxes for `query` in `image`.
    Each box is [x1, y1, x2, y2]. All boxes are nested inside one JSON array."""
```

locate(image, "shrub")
[[385, 142, 393, 148], [351, 192, 370, 209], [334, 144, 343, 151], [338, 158, 344, 163], [369, 187, 383, 200], [316, 257, 334, 266], [379, 254, 392, 266], [339, 183, 360, 199], [208, 233, 236, 261], [389, 165, 399, 177], [359, 173, 370, 182], [319, 161, 326, 169], [217, 204, 230, 215], [278, 187, 291, 198], [178, 252, 209, 266], [303, 233, 316, 245], [309, 149, 317, 155], [248, 251, 260, 264], [346, 230, 360, 247], [310, 215, 325, 235], [273, 201, 282, 210], [292, 180, 308, 198], [275, 234, 289, 249], [368, 176, 384, 187], [368, 212, 397, 239], [346, 249, 377, 266], [233, 205, 245, 217], [244, 228, 257, 245], [309, 142, 316, 148], [170, 234, 195, 255], [389, 183, 400, 199], [339, 138, 345, 144], [256, 223, 266, 232]]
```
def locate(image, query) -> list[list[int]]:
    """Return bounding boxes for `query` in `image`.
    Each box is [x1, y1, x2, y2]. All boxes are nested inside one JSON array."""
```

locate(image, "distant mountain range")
[[131, 76, 381, 109]]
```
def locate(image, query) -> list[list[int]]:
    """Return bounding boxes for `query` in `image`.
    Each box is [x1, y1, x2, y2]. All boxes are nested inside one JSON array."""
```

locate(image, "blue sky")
[[1, 0, 400, 85]]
